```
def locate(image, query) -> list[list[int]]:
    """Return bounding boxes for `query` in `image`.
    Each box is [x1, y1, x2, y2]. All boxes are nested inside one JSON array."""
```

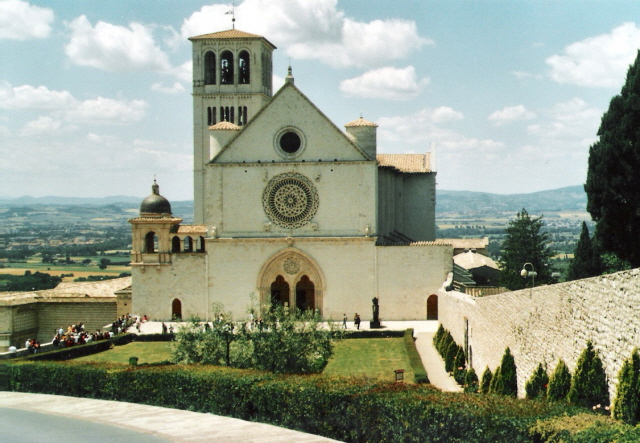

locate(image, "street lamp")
[[521, 262, 537, 295]]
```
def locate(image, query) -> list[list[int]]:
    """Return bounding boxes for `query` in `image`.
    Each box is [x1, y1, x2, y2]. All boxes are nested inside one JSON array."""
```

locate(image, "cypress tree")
[[612, 349, 640, 424], [480, 367, 493, 394], [568, 341, 610, 410], [547, 359, 572, 402], [585, 50, 640, 267], [465, 368, 479, 393], [489, 365, 501, 393], [493, 348, 518, 397], [566, 222, 603, 281], [445, 339, 458, 373], [498, 209, 555, 290], [453, 346, 467, 384], [525, 363, 549, 399]]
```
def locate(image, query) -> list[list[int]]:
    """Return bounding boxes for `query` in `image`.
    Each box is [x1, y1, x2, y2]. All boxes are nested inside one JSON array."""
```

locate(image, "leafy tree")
[[493, 348, 518, 397], [585, 50, 640, 267], [601, 252, 632, 275], [464, 368, 479, 393], [525, 363, 549, 400], [612, 349, 640, 424], [568, 341, 609, 410], [547, 359, 572, 402], [498, 208, 555, 290], [566, 222, 603, 281], [480, 367, 493, 394]]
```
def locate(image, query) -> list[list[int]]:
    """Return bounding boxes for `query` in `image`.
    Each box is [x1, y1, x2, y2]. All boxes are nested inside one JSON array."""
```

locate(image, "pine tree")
[[498, 209, 555, 290], [493, 348, 518, 397], [547, 359, 572, 402], [568, 341, 609, 410], [525, 363, 549, 399], [480, 367, 493, 394], [585, 50, 640, 267], [465, 368, 479, 393], [612, 349, 640, 424], [566, 222, 603, 281]]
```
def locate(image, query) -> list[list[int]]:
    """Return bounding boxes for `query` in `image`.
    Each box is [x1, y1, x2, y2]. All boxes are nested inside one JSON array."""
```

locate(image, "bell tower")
[[189, 29, 277, 223]]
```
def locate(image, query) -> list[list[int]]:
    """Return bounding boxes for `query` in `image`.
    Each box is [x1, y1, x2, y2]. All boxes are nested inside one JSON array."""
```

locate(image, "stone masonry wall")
[[439, 268, 640, 400]]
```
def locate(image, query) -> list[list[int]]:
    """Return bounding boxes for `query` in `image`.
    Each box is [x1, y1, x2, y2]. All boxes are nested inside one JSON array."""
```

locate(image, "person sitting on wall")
[[52, 334, 61, 347]]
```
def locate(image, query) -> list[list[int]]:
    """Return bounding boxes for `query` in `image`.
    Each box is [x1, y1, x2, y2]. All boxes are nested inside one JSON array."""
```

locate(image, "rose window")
[[263, 172, 318, 228]]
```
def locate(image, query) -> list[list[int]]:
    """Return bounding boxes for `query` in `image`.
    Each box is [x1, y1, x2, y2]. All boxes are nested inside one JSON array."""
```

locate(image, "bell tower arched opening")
[[204, 51, 216, 85], [220, 51, 234, 84]]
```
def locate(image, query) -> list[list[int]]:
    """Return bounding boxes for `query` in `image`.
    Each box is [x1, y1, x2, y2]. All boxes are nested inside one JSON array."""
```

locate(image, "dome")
[[140, 181, 172, 215]]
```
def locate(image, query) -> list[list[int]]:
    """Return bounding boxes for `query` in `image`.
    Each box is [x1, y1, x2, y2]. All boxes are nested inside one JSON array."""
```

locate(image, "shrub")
[[547, 359, 572, 402], [612, 349, 640, 424], [453, 346, 467, 385], [465, 368, 479, 393], [568, 341, 609, 410], [493, 348, 517, 397], [525, 363, 549, 400], [480, 367, 493, 394]]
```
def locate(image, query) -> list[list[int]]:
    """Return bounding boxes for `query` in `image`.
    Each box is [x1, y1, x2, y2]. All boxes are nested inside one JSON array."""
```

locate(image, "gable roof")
[[377, 154, 432, 173], [210, 81, 372, 162], [189, 29, 276, 49]]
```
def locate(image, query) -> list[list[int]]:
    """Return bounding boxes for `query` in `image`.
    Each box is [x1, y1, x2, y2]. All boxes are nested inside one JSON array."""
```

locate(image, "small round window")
[[275, 127, 305, 158], [280, 132, 301, 153]]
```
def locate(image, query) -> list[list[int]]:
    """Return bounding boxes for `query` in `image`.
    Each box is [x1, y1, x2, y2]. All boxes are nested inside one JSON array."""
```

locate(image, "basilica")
[[129, 29, 452, 321]]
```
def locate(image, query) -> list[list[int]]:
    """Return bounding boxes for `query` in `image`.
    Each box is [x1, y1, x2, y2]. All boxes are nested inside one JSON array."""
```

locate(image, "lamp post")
[[520, 262, 537, 296]]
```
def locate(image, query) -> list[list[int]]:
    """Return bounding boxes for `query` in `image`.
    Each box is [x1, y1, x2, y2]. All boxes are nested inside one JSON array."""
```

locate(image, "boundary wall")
[[439, 268, 640, 400]]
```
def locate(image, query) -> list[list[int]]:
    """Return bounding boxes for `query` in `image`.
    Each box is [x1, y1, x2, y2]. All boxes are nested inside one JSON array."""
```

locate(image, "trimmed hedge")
[[403, 329, 429, 384], [4, 361, 582, 443]]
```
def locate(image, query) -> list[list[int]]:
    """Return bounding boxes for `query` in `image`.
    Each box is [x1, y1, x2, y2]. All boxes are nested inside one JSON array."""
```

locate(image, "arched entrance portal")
[[427, 294, 438, 320], [296, 275, 315, 311], [270, 275, 290, 306], [172, 298, 182, 319], [258, 249, 324, 315]]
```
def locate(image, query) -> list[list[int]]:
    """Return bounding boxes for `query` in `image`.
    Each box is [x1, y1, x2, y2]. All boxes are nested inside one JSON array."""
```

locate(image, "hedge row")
[[4, 361, 575, 443], [403, 329, 429, 384]]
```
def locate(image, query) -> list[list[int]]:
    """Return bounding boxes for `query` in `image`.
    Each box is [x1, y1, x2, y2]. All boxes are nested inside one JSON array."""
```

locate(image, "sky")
[[2, 0, 640, 201]]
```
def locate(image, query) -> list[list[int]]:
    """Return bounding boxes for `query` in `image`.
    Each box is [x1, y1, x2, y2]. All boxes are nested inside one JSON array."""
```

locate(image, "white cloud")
[[171, 60, 192, 82], [527, 98, 600, 140], [19, 116, 63, 136], [547, 22, 640, 88], [0, 0, 53, 40], [0, 82, 74, 110], [151, 82, 186, 94], [65, 96, 147, 125], [429, 107, 464, 124], [488, 105, 537, 126], [181, 0, 431, 69], [65, 15, 172, 72], [340, 66, 429, 100]]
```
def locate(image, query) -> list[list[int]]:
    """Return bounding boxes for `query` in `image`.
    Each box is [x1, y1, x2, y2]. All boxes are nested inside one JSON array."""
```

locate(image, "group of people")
[[341, 313, 361, 329], [52, 322, 111, 348]]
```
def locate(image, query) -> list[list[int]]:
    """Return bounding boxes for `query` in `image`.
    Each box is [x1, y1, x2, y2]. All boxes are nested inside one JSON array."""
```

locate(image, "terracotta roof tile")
[[177, 225, 208, 234], [189, 29, 276, 49], [209, 120, 241, 131], [345, 117, 378, 127], [377, 154, 431, 173]]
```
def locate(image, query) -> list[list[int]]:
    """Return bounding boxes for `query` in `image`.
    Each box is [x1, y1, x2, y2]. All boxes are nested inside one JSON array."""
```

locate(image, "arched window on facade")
[[197, 236, 205, 252], [144, 232, 158, 253], [171, 236, 181, 253], [238, 106, 248, 125], [295, 275, 315, 311], [172, 298, 182, 320], [220, 51, 234, 84], [184, 236, 193, 253], [239, 50, 250, 84], [207, 107, 217, 126], [204, 51, 216, 85], [270, 275, 290, 306]]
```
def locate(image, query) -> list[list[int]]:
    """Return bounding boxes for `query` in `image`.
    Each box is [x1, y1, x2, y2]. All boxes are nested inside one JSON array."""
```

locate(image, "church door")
[[270, 275, 290, 306], [295, 275, 315, 311], [172, 298, 182, 319], [427, 294, 438, 320]]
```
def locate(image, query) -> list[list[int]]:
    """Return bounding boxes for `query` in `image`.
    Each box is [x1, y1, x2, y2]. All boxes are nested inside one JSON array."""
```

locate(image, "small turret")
[[344, 116, 378, 160], [209, 120, 241, 159], [140, 180, 172, 217]]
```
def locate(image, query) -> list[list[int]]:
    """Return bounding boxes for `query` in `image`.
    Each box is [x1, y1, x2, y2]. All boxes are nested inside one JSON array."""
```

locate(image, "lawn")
[[323, 338, 415, 383], [73, 337, 415, 383], [75, 341, 173, 364]]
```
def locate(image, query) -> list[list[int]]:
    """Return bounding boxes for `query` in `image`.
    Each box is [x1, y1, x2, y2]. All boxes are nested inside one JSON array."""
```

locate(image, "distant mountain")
[[436, 185, 587, 214], [0, 185, 587, 217]]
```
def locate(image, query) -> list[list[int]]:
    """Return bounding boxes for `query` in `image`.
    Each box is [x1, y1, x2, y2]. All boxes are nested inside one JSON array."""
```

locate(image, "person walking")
[[342, 314, 348, 329], [354, 313, 361, 330]]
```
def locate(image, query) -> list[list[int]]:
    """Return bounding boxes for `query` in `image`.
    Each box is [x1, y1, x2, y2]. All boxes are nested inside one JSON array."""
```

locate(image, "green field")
[[74, 338, 414, 382]]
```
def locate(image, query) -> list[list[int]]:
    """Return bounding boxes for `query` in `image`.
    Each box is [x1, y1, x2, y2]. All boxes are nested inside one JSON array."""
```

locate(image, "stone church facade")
[[129, 29, 452, 322]]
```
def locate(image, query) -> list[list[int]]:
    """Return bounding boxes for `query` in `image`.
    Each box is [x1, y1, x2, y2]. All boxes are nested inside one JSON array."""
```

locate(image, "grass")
[[323, 338, 415, 383], [75, 342, 173, 364], [72, 337, 415, 383]]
